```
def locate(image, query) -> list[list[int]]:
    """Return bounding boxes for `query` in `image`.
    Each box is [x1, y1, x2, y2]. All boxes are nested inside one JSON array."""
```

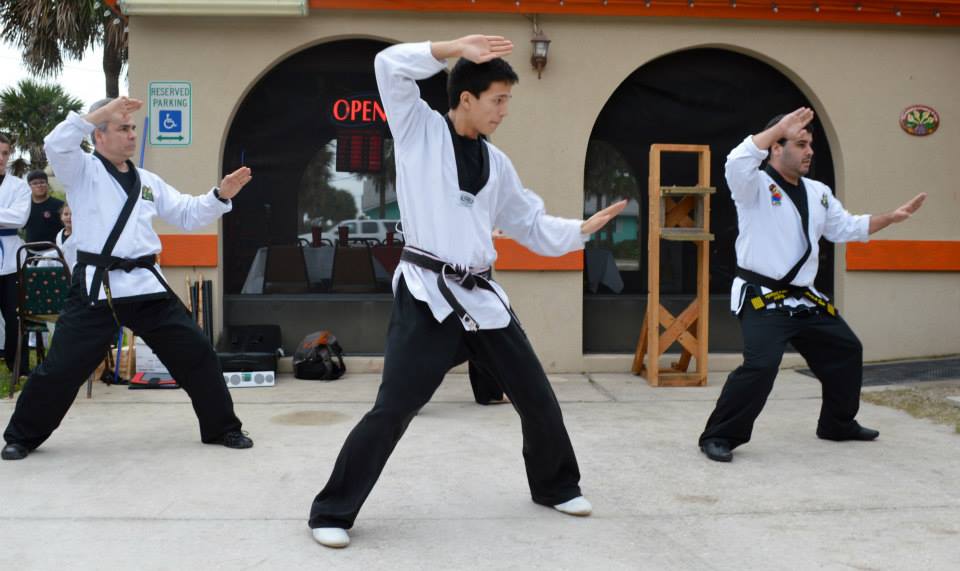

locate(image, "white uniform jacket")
[[375, 41, 587, 330], [726, 135, 870, 313], [0, 174, 30, 276], [55, 228, 77, 273], [44, 112, 231, 304]]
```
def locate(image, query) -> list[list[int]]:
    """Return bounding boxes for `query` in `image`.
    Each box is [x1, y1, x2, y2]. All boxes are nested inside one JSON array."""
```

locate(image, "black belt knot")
[[78, 251, 157, 272], [399, 246, 507, 332], [108, 255, 156, 273], [444, 264, 480, 289], [76, 250, 173, 325]]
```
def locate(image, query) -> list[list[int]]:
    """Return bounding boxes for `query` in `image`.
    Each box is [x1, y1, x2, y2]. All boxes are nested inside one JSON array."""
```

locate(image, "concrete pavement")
[[2, 370, 959, 570]]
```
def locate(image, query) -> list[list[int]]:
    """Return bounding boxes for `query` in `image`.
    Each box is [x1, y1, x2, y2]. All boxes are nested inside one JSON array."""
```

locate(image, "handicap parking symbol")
[[159, 110, 182, 133]]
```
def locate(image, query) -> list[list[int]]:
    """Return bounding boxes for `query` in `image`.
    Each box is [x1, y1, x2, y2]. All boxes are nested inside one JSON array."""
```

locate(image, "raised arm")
[[44, 114, 96, 188], [726, 108, 815, 207], [374, 42, 446, 147], [44, 97, 143, 189], [751, 107, 814, 151], [375, 36, 512, 147], [429, 35, 513, 62]]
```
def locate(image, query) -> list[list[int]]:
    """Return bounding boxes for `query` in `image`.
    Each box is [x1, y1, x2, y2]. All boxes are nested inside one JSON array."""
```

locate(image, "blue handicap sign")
[[159, 110, 182, 133]]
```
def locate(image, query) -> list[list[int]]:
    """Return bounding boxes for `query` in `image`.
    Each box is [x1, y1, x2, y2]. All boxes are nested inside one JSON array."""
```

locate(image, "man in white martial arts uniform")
[[2, 97, 255, 460], [0, 135, 31, 377], [699, 107, 926, 463], [308, 35, 627, 548]]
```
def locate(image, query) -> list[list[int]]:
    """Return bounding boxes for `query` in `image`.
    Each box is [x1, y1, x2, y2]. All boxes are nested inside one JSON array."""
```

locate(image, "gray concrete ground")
[[2, 370, 959, 570]]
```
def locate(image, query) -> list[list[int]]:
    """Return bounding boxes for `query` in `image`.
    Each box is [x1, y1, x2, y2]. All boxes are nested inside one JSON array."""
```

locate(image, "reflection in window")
[[295, 138, 401, 247], [583, 140, 642, 295], [222, 38, 448, 296]]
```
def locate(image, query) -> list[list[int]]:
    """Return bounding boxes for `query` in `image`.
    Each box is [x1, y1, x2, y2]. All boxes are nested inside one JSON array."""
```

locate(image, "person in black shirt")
[[25, 171, 64, 244]]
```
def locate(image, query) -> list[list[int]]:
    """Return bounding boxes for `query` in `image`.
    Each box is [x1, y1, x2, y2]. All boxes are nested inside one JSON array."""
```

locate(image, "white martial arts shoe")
[[312, 527, 350, 548], [553, 496, 592, 517]]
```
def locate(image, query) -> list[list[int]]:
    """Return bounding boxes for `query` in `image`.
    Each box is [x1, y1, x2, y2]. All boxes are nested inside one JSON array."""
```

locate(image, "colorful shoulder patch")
[[768, 183, 782, 206], [141, 185, 155, 201], [821, 192, 829, 208]]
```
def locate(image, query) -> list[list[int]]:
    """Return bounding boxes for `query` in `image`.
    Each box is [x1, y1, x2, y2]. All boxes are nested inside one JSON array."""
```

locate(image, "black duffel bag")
[[293, 331, 346, 380]]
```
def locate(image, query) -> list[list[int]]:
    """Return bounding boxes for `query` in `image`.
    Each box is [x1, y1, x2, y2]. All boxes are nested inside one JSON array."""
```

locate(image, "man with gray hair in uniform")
[[2, 96, 254, 460]]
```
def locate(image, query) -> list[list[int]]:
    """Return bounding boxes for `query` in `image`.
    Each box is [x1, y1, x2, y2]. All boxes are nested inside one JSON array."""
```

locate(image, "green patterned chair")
[[8, 242, 74, 398]]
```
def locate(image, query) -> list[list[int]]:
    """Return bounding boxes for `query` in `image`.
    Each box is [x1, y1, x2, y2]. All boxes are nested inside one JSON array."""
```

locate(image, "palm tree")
[[584, 139, 639, 246], [0, 79, 83, 175], [0, 0, 127, 99], [298, 144, 359, 233], [359, 138, 396, 219]]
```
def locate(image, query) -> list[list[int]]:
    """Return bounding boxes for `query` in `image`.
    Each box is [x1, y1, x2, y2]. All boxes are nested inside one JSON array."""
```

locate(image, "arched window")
[[583, 48, 835, 353], [221, 39, 448, 353]]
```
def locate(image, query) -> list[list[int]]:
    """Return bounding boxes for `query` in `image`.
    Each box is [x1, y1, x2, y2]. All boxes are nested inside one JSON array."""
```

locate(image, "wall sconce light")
[[530, 15, 551, 79]]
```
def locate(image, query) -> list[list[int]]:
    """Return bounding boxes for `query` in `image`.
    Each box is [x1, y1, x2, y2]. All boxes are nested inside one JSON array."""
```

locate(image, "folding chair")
[[9, 242, 78, 398], [263, 243, 311, 294], [330, 245, 378, 293]]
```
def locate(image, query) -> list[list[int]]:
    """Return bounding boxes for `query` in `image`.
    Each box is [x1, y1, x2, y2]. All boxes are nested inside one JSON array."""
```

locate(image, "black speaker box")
[[217, 325, 281, 373]]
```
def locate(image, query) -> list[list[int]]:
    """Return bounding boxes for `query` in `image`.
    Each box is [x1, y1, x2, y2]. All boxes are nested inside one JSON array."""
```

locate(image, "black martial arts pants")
[[0, 272, 28, 374], [3, 273, 242, 451], [309, 277, 582, 530], [699, 306, 864, 449], [468, 360, 505, 404]]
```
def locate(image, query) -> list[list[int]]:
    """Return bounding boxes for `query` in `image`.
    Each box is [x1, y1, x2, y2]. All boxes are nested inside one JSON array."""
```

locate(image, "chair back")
[[330, 245, 378, 293], [17, 242, 71, 320], [263, 243, 310, 294], [371, 244, 404, 276]]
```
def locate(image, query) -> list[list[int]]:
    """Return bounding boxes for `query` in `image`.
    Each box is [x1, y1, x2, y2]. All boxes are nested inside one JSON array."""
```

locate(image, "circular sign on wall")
[[900, 104, 940, 136]]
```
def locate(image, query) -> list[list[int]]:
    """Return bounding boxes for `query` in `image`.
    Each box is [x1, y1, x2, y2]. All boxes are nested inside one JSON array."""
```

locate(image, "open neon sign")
[[331, 97, 387, 125]]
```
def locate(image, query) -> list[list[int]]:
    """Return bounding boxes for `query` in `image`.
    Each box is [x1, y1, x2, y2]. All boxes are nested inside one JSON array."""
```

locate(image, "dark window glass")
[[222, 39, 448, 295]]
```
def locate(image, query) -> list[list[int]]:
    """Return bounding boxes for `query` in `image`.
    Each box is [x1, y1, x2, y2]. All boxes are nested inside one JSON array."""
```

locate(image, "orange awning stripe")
[[847, 240, 960, 271], [493, 238, 583, 271], [309, 0, 960, 27]]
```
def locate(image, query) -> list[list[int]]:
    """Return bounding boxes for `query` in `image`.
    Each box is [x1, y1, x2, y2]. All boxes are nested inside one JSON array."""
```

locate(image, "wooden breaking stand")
[[632, 144, 714, 386]]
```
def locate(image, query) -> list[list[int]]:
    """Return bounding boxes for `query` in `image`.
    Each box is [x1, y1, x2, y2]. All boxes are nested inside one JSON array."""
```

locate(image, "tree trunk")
[[29, 145, 47, 172], [102, 32, 124, 99]]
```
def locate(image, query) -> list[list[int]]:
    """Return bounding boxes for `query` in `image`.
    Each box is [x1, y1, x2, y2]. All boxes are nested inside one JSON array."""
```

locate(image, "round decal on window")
[[900, 104, 940, 136]]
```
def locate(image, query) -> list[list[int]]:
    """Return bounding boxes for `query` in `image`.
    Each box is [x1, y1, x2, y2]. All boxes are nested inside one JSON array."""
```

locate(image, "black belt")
[[400, 246, 511, 331], [736, 266, 836, 317], [77, 250, 175, 323]]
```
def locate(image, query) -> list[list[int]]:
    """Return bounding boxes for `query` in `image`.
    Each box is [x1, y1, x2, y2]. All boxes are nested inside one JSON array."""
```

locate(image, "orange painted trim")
[[157, 235, 219, 267], [309, 0, 960, 27], [494, 238, 583, 271], [109, 0, 960, 27], [846, 240, 960, 271]]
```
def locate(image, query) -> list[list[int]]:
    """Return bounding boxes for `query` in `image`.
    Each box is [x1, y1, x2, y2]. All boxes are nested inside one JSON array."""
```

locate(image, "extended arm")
[[154, 168, 251, 231], [867, 193, 927, 234], [495, 157, 625, 256]]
